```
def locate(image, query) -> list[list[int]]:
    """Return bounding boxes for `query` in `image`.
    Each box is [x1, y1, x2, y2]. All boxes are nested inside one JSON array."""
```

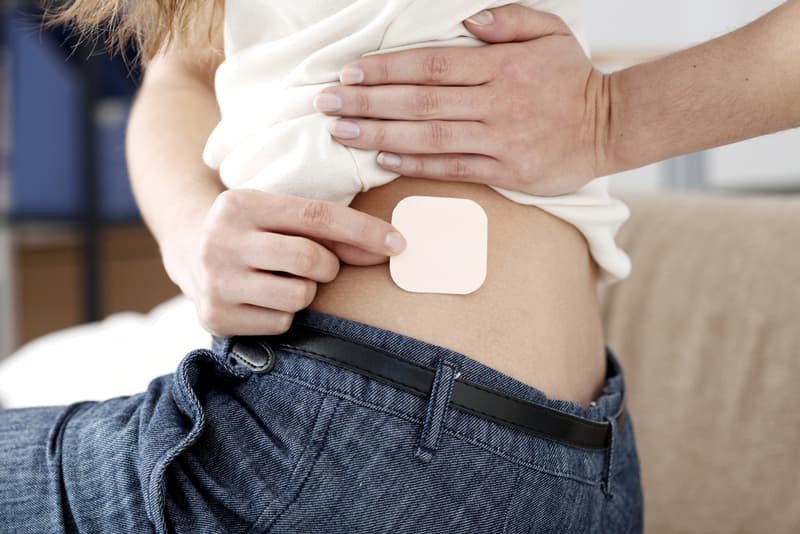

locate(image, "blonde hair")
[[42, 0, 224, 65]]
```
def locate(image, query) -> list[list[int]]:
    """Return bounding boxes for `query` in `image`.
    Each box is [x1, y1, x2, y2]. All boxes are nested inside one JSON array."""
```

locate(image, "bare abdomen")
[[308, 176, 606, 406]]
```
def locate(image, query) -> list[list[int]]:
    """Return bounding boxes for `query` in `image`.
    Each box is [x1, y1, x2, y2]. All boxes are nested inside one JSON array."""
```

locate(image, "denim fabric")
[[0, 308, 643, 533]]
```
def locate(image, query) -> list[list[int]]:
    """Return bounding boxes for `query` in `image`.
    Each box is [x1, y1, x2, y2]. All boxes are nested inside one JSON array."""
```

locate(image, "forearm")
[[126, 61, 224, 282], [604, 0, 800, 174]]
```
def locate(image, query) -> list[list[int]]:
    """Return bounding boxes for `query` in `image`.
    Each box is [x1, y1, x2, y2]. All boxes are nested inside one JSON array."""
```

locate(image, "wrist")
[[593, 69, 632, 178], [588, 70, 615, 179]]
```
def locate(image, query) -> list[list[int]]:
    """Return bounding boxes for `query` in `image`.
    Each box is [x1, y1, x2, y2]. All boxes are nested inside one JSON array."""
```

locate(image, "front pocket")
[[260, 398, 521, 533], [144, 349, 339, 534], [248, 394, 340, 533]]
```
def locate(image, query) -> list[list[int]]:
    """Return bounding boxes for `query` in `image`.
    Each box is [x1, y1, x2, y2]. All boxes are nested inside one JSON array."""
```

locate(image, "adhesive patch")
[[389, 195, 487, 295]]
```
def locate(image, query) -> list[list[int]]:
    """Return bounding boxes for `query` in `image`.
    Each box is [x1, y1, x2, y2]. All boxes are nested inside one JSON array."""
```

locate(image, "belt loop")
[[229, 337, 276, 374], [601, 413, 618, 500], [414, 358, 459, 464]]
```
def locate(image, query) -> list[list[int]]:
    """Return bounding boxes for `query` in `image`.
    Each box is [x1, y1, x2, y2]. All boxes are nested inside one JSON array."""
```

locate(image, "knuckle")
[[499, 53, 535, 85], [355, 90, 371, 115], [197, 301, 227, 334], [293, 243, 319, 274], [349, 214, 372, 243], [198, 220, 233, 262], [413, 89, 439, 117], [411, 157, 427, 176], [370, 58, 390, 84], [508, 164, 529, 189], [213, 189, 246, 219], [269, 311, 294, 334], [300, 200, 333, 230], [325, 258, 341, 282], [422, 53, 450, 83], [198, 232, 217, 267], [283, 280, 306, 310], [446, 157, 471, 179], [426, 121, 452, 149], [296, 280, 318, 309], [545, 11, 568, 31], [199, 269, 225, 299], [372, 124, 387, 147]]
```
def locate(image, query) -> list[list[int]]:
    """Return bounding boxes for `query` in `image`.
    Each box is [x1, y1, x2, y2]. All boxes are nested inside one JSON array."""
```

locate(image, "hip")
[[206, 309, 643, 533], [0, 309, 642, 533]]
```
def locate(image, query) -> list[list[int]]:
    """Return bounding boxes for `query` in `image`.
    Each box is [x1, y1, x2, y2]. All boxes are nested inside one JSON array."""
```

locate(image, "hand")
[[314, 5, 611, 197], [164, 189, 407, 337]]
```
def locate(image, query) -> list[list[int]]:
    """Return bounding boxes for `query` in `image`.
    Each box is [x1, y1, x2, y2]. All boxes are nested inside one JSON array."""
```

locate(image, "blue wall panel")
[[7, 11, 139, 221]]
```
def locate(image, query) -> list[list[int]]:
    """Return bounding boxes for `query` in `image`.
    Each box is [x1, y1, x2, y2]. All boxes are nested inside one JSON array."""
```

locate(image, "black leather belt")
[[230, 324, 625, 451]]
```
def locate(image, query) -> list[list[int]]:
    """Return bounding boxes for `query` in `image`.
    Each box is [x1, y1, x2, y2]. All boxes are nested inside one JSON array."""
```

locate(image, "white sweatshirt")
[[203, 0, 632, 282]]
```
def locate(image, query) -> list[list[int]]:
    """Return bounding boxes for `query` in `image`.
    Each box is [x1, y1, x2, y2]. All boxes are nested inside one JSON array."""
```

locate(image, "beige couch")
[[600, 193, 800, 533]]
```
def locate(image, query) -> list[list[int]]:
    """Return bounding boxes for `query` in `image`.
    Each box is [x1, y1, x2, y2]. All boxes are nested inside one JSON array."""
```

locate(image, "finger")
[[235, 190, 407, 256], [376, 152, 506, 186], [332, 242, 390, 266], [244, 233, 340, 283], [316, 237, 389, 266], [340, 47, 494, 86], [464, 5, 571, 43], [230, 271, 318, 313], [198, 302, 296, 337], [328, 119, 493, 155], [314, 85, 487, 121]]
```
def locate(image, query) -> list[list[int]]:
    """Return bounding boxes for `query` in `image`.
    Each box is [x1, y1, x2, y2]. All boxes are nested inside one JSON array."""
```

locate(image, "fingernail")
[[313, 92, 342, 112], [340, 67, 365, 85], [377, 152, 402, 168], [327, 119, 360, 139], [384, 231, 406, 253], [466, 10, 494, 25]]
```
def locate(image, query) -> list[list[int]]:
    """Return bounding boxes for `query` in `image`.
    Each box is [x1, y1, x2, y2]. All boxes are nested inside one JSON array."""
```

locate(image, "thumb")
[[318, 238, 390, 266], [334, 242, 390, 266], [464, 5, 571, 43]]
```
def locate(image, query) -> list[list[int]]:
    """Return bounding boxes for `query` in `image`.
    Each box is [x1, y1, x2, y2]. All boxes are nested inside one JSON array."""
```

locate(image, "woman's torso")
[[208, 0, 620, 406], [308, 176, 607, 406]]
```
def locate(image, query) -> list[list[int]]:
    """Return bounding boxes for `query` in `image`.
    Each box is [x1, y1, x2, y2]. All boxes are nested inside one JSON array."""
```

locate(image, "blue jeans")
[[0, 309, 643, 533]]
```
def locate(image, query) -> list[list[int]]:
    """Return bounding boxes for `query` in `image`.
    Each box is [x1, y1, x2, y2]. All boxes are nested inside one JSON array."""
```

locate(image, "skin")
[[129, 1, 800, 338], [318, 2, 800, 195], [128, 29, 407, 336]]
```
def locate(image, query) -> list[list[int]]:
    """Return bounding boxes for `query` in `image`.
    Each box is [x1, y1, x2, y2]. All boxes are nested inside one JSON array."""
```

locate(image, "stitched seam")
[[446, 428, 600, 486], [291, 324, 437, 371], [232, 348, 269, 371], [501, 466, 522, 534], [149, 350, 212, 534], [427, 363, 457, 451], [255, 396, 339, 533], [298, 324, 624, 427], [282, 330, 611, 430], [449, 400, 603, 451], [273, 372, 423, 425], [419, 362, 448, 446], [48, 401, 92, 532], [281, 327, 438, 377], [278, 342, 606, 450], [277, 343, 430, 396], [269, 371, 600, 484], [455, 379, 607, 430], [232, 349, 259, 369]]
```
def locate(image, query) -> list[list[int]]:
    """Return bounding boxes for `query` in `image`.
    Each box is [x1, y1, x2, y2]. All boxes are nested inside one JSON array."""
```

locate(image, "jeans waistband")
[[214, 308, 628, 484]]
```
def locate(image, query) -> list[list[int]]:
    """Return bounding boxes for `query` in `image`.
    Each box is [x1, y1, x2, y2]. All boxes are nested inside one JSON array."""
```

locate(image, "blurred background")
[[0, 0, 797, 359], [3, 3, 798, 531]]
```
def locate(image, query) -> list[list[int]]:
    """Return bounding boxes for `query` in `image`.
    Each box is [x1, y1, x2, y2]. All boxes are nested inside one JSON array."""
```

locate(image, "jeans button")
[[229, 338, 275, 374]]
